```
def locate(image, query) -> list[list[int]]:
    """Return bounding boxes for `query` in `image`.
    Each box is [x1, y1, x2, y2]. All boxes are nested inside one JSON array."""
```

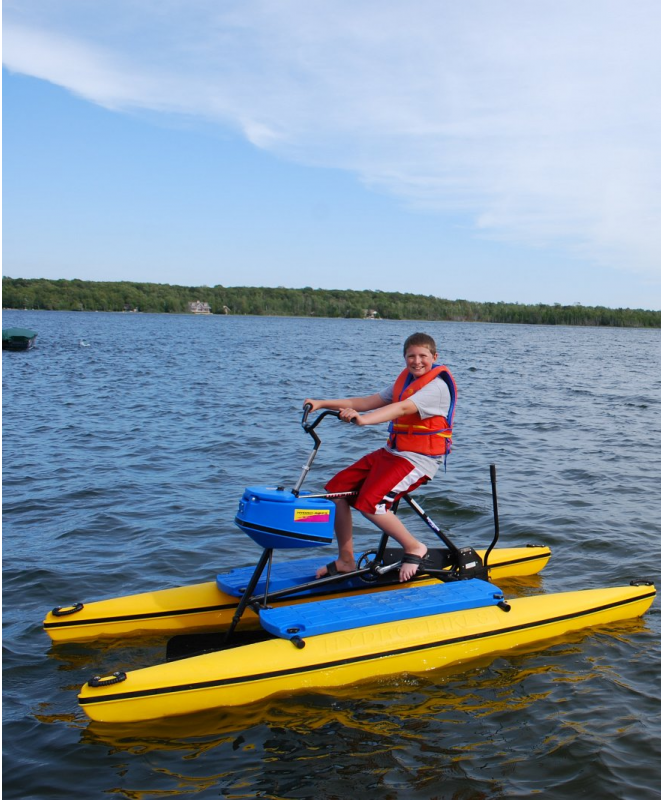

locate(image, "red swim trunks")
[[325, 448, 429, 515]]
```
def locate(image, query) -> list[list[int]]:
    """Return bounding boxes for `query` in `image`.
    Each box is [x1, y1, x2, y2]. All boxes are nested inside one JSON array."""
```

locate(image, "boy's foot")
[[399, 547, 429, 582], [316, 558, 356, 579]]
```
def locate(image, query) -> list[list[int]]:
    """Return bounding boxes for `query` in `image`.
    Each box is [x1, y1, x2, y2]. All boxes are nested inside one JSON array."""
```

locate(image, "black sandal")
[[400, 550, 429, 577]]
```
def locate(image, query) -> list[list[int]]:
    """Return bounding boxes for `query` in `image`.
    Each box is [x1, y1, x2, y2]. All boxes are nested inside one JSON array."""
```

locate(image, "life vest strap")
[[391, 424, 451, 436]]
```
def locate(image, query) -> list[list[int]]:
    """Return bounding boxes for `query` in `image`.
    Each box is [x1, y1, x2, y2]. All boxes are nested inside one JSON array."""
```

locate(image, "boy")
[[303, 332, 456, 582]]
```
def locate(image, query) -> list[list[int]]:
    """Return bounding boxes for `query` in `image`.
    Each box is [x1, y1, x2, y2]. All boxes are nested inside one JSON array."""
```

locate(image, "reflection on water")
[[71, 617, 656, 799]]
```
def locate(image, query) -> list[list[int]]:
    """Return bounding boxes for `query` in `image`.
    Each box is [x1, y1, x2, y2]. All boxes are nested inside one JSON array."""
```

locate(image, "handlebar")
[[301, 405, 341, 432], [293, 406, 357, 496]]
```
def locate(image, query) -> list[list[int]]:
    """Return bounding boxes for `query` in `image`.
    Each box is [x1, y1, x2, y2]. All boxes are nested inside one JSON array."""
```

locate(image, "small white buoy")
[[79, 339, 90, 347]]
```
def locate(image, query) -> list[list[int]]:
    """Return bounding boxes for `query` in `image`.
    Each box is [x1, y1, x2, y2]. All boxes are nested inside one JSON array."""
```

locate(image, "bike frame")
[[222, 407, 500, 645]]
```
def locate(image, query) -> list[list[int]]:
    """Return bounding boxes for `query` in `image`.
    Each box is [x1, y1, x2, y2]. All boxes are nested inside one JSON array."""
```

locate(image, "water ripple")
[[3, 311, 660, 798]]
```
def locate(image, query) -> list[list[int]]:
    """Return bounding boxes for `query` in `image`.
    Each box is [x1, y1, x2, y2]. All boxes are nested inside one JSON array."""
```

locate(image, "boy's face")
[[405, 345, 437, 379]]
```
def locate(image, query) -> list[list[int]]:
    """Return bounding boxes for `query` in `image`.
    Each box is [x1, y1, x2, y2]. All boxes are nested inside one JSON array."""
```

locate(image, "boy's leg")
[[352, 449, 431, 582], [315, 451, 382, 579], [315, 497, 357, 578], [360, 510, 427, 582]]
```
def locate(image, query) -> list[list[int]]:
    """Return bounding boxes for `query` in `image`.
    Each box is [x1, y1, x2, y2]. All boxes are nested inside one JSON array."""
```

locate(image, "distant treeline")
[[3, 277, 660, 327]]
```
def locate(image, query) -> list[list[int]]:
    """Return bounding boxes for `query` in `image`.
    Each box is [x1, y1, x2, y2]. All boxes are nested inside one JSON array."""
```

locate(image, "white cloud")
[[4, 0, 661, 284]]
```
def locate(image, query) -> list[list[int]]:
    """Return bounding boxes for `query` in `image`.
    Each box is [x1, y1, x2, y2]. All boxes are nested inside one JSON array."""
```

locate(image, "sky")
[[3, 0, 661, 310]]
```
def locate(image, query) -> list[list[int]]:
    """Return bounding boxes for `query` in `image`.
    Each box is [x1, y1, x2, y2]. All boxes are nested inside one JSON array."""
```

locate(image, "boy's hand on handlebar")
[[339, 408, 363, 425], [303, 398, 323, 413]]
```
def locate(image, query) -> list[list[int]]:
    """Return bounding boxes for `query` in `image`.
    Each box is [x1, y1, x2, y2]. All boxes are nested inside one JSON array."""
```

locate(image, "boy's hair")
[[403, 332, 437, 355]]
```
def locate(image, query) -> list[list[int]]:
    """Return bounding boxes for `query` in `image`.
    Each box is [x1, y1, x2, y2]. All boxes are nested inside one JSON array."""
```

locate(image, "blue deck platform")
[[217, 555, 385, 598], [259, 578, 504, 639]]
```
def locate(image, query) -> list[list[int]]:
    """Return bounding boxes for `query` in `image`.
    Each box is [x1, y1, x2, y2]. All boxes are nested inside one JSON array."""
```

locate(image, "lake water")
[[3, 310, 660, 799]]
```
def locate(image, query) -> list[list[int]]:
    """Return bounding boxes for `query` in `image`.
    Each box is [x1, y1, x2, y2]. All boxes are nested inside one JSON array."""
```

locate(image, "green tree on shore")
[[3, 277, 660, 328]]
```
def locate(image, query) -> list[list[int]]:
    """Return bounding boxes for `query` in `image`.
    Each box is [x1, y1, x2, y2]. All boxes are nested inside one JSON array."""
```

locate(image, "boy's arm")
[[339, 398, 418, 426], [351, 377, 449, 426], [303, 394, 387, 414]]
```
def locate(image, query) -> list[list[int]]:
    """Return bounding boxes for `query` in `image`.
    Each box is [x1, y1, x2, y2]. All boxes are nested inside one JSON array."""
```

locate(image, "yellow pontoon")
[[78, 581, 655, 723]]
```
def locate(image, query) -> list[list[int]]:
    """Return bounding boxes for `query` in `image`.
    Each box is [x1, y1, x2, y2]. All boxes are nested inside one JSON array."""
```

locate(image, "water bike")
[[43, 408, 655, 724], [44, 407, 549, 646]]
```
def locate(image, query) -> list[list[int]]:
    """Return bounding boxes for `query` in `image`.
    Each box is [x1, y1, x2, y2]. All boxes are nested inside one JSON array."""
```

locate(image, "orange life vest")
[[387, 365, 457, 456]]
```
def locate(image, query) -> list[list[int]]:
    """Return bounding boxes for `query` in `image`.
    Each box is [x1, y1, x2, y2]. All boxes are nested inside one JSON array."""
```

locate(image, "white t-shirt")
[[379, 375, 452, 478]]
